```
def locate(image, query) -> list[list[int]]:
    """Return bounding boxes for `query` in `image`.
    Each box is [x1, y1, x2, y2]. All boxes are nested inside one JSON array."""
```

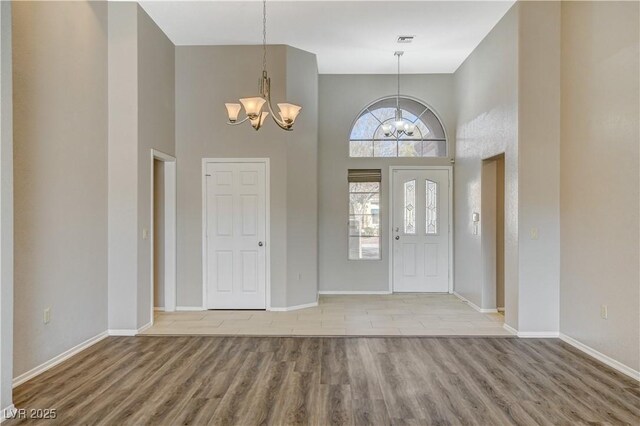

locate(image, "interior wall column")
[[107, 2, 139, 332], [0, 0, 14, 415]]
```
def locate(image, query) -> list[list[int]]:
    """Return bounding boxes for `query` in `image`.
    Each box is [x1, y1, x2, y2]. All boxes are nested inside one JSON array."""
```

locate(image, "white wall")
[[13, 1, 109, 376], [318, 74, 455, 292], [175, 45, 318, 308], [0, 1, 13, 413], [560, 1, 639, 372], [453, 5, 519, 326]]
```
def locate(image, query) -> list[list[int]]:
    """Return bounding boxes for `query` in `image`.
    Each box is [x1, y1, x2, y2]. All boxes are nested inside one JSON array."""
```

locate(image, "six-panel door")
[[392, 169, 449, 292], [205, 162, 266, 309]]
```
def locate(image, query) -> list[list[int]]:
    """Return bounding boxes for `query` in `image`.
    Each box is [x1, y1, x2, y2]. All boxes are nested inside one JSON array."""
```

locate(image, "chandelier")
[[382, 51, 416, 137], [224, 0, 302, 131]]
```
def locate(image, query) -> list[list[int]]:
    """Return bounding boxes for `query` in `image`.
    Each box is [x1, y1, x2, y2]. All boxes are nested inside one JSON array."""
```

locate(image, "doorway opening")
[[481, 154, 505, 315], [150, 150, 176, 323]]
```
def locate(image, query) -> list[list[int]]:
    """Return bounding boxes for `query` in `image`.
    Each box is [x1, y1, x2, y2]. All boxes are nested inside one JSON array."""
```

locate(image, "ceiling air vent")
[[397, 35, 415, 44]]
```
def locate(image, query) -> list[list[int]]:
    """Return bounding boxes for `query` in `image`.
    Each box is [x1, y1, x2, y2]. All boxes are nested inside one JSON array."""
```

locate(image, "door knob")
[[395, 236, 400, 240], [258, 241, 264, 247]]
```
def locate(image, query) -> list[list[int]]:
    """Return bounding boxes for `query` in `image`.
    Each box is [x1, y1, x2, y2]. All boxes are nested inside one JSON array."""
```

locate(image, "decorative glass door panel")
[[392, 169, 449, 292]]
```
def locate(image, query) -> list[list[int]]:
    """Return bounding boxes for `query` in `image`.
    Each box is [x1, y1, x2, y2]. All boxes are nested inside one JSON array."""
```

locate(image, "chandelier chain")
[[397, 52, 400, 109], [262, 0, 267, 73]]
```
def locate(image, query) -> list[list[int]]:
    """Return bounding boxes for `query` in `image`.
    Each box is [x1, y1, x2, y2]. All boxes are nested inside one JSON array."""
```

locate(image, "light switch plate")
[[530, 228, 539, 240]]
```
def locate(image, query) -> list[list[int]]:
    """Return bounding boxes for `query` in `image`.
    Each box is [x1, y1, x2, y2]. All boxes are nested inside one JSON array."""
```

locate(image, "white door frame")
[[201, 158, 271, 310], [150, 149, 177, 325], [388, 165, 454, 293]]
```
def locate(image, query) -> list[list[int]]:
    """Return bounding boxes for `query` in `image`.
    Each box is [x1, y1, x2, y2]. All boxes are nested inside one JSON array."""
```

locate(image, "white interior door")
[[205, 161, 266, 309], [392, 169, 449, 292]]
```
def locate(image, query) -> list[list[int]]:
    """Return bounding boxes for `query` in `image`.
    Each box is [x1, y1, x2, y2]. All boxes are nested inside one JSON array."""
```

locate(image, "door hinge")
[[205, 174, 211, 177]]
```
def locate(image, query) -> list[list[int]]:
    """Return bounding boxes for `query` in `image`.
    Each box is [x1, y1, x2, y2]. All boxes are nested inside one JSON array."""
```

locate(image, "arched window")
[[349, 96, 447, 158]]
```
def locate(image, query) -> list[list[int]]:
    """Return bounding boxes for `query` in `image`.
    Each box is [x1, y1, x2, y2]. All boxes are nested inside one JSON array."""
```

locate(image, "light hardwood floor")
[[143, 294, 510, 336], [6, 336, 639, 425]]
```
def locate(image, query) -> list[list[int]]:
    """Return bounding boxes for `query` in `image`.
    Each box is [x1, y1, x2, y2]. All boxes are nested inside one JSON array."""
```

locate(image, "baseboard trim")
[[108, 329, 137, 336], [559, 333, 640, 381], [452, 291, 497, 313], [318, 291, 392, 295], [501, 323, 561, 339], [154, 307, 165, 312], [1, 405, 16, 423], [108, 322, 151, 337], [176, 306, 205, 311], [137, 322, 152, 334], [503, 323, 518, 335], [497, 307, 505, 312], [517, 331, 560, 338], [12, 331, 108, 388], [269, 301, 318, 312]]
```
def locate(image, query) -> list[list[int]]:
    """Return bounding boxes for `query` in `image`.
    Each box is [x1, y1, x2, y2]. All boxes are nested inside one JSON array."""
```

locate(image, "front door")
[[392, 169, 450, 292], [205, 161, 267, 309]]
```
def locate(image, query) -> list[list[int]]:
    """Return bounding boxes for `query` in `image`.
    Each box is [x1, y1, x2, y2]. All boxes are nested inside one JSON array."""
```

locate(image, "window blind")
[[347, 169, 382, 183]]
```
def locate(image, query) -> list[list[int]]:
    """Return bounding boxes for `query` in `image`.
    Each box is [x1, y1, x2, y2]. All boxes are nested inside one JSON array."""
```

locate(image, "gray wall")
[[285, 46, 319, 306], [0, 0, 13, 412], [136, 5, 175, 326], [453, 5, 519, 325], [560, 1, 639, 371], [12, 1, 108, 376], [175, 45, 318, 308], [454, 2, 562, 334], [318, 74, 454, 292], [517, 1, 561, 334], [108, 3, 175, 329], [108, 1, 139, 331]]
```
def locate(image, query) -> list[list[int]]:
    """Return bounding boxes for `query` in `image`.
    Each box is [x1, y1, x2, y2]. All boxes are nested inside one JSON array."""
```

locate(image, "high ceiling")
[[138, 1, 515, 74]]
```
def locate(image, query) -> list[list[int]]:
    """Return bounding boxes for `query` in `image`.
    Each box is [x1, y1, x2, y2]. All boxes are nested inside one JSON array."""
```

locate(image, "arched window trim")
[[348, 95, 448, 158]]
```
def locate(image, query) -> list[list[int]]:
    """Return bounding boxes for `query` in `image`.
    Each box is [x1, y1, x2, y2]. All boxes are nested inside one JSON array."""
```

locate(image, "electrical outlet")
[[43, 308, 51, 324], [530, 227, 539, 240], [600, 304, 608, 320]]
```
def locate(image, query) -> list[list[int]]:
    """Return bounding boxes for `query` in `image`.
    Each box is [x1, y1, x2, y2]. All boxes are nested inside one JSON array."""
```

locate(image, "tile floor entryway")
[[141, 294, 511, 336]]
